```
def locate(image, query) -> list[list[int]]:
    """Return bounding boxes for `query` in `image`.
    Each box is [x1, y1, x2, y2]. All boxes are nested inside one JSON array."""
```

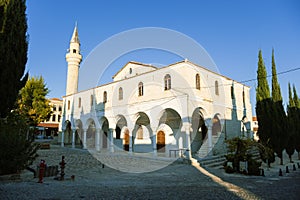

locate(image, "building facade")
[[59, 26, 253, 158], [37, 98, 63, 138]]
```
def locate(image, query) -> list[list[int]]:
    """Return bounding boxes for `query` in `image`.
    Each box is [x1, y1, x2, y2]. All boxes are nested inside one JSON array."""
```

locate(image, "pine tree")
[[256, 50, 274, 166], [271, 49, 287, 165], [0, 0, 28, 118], [16, 76, 52, 126]]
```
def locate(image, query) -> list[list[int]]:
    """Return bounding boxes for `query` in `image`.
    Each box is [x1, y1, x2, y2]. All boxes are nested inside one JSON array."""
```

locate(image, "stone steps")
[[198, 155, 226, 169], [196, 134, 220, 158]]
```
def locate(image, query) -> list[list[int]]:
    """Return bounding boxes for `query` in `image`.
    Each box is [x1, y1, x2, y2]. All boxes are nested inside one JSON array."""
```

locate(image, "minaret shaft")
[[65, 25, 82, 96]]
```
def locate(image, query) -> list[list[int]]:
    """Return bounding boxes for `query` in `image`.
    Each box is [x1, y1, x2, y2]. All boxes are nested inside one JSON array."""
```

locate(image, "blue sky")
[[26, 0, 300, 112]]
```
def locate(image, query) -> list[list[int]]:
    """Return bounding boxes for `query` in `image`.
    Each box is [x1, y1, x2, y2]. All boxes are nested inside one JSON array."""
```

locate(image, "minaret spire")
[[70, 22, 80, 43], [65, 23, 82, 95]]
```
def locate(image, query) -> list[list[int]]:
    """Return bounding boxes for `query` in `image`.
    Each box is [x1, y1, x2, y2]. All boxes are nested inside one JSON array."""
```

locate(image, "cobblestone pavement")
[[0, 145, 300, 200]]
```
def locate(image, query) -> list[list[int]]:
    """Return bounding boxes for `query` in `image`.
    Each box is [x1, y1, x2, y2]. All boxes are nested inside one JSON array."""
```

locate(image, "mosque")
[[59, 26, 253, 159]]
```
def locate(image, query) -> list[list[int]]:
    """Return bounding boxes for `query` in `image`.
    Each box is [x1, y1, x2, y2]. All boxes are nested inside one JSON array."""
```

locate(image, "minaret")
[[65, 24, 82, 95]]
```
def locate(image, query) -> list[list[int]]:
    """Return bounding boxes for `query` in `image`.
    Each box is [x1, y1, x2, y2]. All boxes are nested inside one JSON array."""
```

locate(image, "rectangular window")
[[58, 115, 61, 122], [52, 114, 56, 122], [67, 100, 70, 110], [78, 97, 81, 108], [90, 95, 93, 106]]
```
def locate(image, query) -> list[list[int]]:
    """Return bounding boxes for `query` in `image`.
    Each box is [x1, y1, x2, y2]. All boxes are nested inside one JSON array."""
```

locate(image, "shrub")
[[0, 112, 39, 175]]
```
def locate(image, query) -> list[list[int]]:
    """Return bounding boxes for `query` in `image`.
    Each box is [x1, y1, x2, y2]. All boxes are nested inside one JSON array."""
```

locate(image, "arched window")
[[103, 91, 107, 103], [196, 74, 200, 90], [138, 82, 143, 96], [67, 100, 70, 110], [231, 86, 234, 99], [242, 90, 245, 105], [215, 80, 219, 95], [164, 74, 171, 90], [129, 68, 132, 74], [119, 87, 123, 100]]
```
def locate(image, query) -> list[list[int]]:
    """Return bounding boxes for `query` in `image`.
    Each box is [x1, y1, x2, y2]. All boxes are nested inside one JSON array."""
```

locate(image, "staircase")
[[198, 155, 226, 169], [196, 133, 221, 158]]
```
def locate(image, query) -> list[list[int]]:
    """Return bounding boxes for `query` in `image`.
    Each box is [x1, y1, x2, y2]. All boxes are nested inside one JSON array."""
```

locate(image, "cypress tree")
[[0, 0, 38, 175], [292, 85, 300, 160], [271, 49, 287, 165], [256, 50, 270, 102], [0, 0, 28, 118], [286, 83, 296, 162], [256, 50, 274, 167]]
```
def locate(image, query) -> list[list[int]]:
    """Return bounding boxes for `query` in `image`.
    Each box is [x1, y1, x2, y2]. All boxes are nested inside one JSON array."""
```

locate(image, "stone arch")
[[63, 120, 72, 144], [157, 108, 182, 153], [99, 117, 109, 149], [86, 118, 96, 148], [114, 115, 127, 150], [132, 112, 152, 153], [75, 119, 83, 147], [123, 128, 130, 151], [191, 107, 208, 154], [212, 113, 222, 136], [116, 115, 127, 139]]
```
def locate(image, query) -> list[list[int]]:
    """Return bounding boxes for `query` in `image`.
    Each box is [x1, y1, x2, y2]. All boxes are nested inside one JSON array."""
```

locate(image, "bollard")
[[38, 160, 46, 183], [261, 168, 265, 176], [293, 164, 296, 171], [279, 168, 283, 176], [286, 166, 289, 173], [59, 156, 66, 181]]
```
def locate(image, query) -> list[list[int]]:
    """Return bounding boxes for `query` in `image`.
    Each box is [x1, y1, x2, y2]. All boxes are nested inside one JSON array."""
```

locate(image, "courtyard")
[[0, 145, 300, 200]]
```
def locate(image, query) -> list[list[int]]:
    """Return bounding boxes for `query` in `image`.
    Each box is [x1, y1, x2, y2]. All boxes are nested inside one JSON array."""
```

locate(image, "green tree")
[[0, 111, 39, 175], [286, 83, 296, 162], [16, 76, 52, 126], [0, 0, 38, 176], [256, 50, 274, 162], [256, 50, 271, 102], [294, 86, 300, 160], [0, 0, 28, 118], [270, 49, 287, 165], [224, 137, 261, 175]]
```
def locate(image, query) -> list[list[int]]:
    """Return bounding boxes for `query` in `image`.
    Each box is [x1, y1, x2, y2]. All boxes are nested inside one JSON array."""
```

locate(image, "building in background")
[[252, 116, 259, 141], [37, 98, 63, 138]]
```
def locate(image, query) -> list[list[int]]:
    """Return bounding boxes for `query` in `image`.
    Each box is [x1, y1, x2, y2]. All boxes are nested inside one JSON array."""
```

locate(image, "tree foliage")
[[255, 50, 274, 166], [0, 111, 39, 175], [270, 49, 287, 165], [0, 0, 28, 118], [286, 83, 299, 162], [16, 76, 52, 126], [0, 0, 40, 175], [224, 137, 261, 175]]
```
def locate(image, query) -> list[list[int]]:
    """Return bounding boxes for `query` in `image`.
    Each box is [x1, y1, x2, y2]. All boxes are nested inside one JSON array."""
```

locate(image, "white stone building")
[[59, 26, 253, 158]]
